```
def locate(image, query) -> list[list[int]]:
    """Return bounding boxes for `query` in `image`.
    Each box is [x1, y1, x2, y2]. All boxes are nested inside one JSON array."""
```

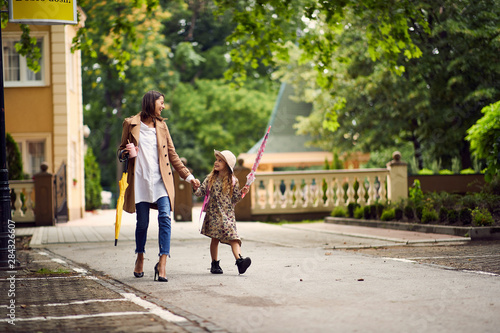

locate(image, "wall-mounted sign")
[[9, 0, 77, 25]]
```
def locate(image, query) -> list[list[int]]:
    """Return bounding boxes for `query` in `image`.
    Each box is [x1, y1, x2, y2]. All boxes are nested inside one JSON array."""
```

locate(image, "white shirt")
[[134, 121, 194, 204], [134, 122, 168, 204]]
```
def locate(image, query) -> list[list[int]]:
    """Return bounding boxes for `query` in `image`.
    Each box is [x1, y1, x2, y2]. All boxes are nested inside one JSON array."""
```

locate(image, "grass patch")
[[36, 268, 72, 275]]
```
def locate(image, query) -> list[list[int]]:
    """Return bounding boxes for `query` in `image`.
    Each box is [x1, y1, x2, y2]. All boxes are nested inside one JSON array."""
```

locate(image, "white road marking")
[[0, 312, 148, 322], [122, 293, 187, 323]]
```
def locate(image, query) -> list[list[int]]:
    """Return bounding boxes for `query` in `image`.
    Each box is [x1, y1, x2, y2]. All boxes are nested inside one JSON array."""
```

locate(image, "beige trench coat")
[[118, 114, 191, 214]]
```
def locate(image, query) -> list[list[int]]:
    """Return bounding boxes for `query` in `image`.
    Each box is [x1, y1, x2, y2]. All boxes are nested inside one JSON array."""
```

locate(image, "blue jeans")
[[135, 196, 171, 257]]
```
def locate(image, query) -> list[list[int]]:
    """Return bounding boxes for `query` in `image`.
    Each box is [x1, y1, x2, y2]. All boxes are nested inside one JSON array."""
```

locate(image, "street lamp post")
[[0, 12, 13, 269]]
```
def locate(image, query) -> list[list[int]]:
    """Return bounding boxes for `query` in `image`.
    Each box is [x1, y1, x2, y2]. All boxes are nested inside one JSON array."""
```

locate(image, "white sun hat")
[[214, 149, 236, 173]]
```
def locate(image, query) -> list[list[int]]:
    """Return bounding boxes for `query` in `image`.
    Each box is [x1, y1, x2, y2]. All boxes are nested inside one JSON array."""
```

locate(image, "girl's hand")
[[191, 178, 201, 191], [241, 185, 249, 195]]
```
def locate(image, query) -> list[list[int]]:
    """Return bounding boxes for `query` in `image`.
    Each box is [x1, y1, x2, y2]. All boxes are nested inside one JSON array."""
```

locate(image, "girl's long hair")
[[140, 90, 164, 123], [207, 167, 236, 197]]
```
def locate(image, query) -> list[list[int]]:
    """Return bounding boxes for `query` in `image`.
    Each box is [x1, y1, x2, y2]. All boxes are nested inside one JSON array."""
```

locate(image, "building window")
[[3, 34, 47, 87], [27, 141, 45, 176], [14, 134, 51, 178]]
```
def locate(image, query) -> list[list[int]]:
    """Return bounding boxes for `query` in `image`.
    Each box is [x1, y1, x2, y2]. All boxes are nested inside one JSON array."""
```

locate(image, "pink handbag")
[[199, 187, 210, 231]]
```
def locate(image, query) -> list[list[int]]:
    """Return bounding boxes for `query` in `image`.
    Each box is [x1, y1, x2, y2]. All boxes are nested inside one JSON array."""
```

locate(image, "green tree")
[[214, 0, 428, 86], [79, 1, 177, 190], [466, 101, 500, 181], [162, 0, 240, 82], [275, 0, 500, 170], [169, 79, 275, 176], [82, 0, 277, 190], [84, 148, 103, 211], [1, 1, 42, 73], [6, 133, 24, 180]]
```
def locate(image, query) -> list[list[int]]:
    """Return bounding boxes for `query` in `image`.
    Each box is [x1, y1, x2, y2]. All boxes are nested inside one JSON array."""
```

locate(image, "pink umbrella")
[[242, 126, 271, 198]]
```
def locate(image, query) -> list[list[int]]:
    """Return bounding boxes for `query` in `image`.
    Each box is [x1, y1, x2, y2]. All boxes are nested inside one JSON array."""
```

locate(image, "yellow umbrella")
[[115, 158, 129, 246]]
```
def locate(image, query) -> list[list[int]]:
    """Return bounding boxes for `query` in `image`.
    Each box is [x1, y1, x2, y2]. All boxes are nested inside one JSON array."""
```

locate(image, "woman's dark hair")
[[140, 90, 164, 123]]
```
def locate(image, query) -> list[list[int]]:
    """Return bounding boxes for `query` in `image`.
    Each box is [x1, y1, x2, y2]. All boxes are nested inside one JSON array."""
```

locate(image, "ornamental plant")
[[421, 208, 438, 224], [380, 209, 395, 221], [459, 208, 472, 225], [471, 208, 494, 227]]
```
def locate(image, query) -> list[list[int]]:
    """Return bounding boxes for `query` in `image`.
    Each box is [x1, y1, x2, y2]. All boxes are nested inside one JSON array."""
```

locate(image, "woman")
[[119, 90, 200, 282]]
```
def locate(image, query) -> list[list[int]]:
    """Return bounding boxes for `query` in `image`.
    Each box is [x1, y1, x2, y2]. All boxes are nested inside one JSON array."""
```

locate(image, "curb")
[[283, 224, 471, 246], [324, 217, 500, 240]]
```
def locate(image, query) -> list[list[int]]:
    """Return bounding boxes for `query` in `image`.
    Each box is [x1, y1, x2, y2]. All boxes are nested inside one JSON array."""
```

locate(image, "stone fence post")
[[173, 158, 193, 222], [33, 162, 55, 226], [386, 151, 408, 202]]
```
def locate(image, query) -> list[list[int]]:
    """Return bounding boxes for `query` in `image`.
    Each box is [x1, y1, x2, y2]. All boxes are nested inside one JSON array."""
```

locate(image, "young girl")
[[195, 150, 251, 275]]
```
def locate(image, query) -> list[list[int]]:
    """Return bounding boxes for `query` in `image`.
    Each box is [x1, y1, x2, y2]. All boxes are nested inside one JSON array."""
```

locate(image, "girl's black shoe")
[[235, 255, 251, 274], [134, 260, 144, 278], [154, 263, 168, 282], [210, 260, 223, 274]]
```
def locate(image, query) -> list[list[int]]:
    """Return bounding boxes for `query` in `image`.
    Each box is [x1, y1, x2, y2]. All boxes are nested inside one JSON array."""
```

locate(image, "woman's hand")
[[190, 178, 201, 191]]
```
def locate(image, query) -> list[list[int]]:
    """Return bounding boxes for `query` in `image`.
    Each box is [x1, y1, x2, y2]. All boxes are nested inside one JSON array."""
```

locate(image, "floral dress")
[[195, 176, 242, 245]]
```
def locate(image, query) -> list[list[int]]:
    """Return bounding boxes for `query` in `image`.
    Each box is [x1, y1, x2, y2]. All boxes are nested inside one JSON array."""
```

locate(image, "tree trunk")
[[411, 134, 423, 170]]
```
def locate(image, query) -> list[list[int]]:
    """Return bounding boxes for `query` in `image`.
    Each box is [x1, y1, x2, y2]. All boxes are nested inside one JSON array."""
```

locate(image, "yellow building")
[[4, 18, 86, 221]]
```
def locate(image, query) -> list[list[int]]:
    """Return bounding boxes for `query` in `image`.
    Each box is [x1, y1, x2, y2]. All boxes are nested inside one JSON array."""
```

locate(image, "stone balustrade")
[[247, 152, 408, 220], [10, 180, 35, 222], [249, 168, 390, 216]]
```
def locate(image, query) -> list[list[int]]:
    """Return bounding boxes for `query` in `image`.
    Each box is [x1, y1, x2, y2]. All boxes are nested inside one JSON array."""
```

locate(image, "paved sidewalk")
[[0, 250, 199, 333]]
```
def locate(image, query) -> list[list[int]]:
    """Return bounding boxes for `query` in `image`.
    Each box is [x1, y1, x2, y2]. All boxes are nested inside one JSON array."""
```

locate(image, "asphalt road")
[[42, 219, 499, 333]]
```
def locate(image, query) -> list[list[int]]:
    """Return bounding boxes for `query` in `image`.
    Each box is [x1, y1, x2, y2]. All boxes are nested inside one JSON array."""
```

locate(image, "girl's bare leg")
[[230, 240, 241, 260], [210, 238, 220, 261]]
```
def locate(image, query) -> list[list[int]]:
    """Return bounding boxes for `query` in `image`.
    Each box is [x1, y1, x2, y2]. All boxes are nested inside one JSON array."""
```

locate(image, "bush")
[[421, 208, 438, 224], [370, 204, 377, 219], [418, 168, 434, 175], [459, 208, 472, 225], [347, 203, 360, 218], [6, 133, 24, 180], [363, 206, 371, 219], [416, 206, 424, 222], [466, 101, 500, 181], [354, 206, 364, 219], [380, 209, 395, 221], [331, 206, 347, 217], [484, 176, 500, 195], [438, 169, 454, 175], [85, 147, 103, 211], [471, 208, 494, 226], [376, 203, 385, 218], [404, 205, 414, 220], [460, 168, 476, 175], [461, 195, 478, 210], [395, 207, 403, 221], [448, 209, 459, 224], [409, 180, 424, 206], [439, 207, 448, 223]]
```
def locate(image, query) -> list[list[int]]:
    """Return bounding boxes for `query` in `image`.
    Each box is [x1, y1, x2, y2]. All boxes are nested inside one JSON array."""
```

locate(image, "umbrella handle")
[[118, 149, 129, 162]]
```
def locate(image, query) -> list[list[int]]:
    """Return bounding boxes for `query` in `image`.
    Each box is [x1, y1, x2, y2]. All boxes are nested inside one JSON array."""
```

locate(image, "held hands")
[[190, 178, 201, 191]]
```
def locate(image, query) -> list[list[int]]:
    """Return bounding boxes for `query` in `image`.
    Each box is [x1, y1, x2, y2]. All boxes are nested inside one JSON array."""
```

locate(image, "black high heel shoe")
[[134, 260, 144, 278], [154, 263, 168, 282]]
